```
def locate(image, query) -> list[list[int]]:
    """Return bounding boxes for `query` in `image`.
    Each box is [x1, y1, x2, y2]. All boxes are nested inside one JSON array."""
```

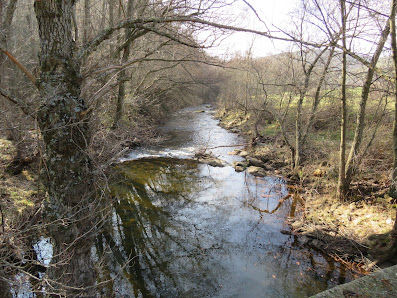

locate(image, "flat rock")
[[247, 166, 266, 177], [228, 149, 241, 155], [201, 158, 225, 167]]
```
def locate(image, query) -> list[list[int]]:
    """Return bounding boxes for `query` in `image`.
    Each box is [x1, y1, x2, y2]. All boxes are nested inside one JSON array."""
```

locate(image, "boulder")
[[247, 156, 265, 168], [235, 166, 245, 172], [311, 239, 326, 250], [238, 150, 249, 157], [300, 236, 310, 245], [232, 161, 248, 168], [247, 166, 266, 177], [195, 152, 226, 167], [201, 158, 225, 167]]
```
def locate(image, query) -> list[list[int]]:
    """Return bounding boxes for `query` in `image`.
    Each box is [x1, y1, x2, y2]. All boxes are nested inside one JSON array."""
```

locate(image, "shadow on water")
[[97, 156, 356, 297]]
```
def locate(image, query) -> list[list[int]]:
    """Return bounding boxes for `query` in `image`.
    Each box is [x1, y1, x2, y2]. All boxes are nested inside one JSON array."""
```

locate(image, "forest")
[[1, 0, 397, 297]]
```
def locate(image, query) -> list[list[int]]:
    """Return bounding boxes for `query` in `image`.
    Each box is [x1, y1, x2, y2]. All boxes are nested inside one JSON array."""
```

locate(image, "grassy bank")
[[0, 138, 42, 222], [216, 108, 397, 272]]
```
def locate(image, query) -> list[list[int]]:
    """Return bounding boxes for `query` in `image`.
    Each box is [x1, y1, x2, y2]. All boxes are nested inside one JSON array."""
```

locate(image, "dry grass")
[[0, 138, 42, 220], [217, 107, 397, 268]]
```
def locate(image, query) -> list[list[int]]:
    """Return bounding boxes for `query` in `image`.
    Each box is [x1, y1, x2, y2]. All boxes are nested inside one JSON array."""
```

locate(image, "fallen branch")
[[204, 144, 249, 150]]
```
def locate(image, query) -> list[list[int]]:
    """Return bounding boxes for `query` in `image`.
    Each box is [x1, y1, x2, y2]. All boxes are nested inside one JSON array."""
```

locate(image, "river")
[[92, 105, 356, 297]]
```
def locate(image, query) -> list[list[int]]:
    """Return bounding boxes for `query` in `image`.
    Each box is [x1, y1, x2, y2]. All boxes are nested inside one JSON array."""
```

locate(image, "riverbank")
[[216, 108, 397, 273]]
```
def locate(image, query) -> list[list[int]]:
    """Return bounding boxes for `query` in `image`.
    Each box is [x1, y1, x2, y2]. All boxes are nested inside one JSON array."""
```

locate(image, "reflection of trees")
[[242, 173, 304, 218], [94, 157, 357, 297], [248, 193, 305, 217], [97, 157, 216, 296]]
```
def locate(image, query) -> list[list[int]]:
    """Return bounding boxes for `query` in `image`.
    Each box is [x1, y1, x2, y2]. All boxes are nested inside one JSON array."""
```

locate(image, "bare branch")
[[0, 49, 37, 85], [0, 87, 34, 117], [77, 14, 319, 61]]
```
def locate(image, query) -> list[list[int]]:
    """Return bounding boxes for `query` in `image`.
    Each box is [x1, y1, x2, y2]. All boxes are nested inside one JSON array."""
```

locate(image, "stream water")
[[95, 105, 356, 297]]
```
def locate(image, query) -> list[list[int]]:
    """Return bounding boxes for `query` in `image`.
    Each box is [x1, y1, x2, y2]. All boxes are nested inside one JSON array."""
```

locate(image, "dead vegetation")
[[0, 134, 46, 294], [216, 108, 397, 272]]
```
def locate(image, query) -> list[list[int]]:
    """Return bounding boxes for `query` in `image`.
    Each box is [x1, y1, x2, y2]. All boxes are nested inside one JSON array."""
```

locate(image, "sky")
[[206, 0, 297, 58]]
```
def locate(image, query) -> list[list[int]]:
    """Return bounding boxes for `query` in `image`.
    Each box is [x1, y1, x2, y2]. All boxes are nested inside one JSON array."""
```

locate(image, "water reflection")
[[98, 157, 355, 297]]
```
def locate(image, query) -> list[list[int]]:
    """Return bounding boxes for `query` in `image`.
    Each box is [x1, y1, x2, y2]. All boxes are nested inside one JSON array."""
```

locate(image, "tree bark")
[[34, 1, 97, 295], [0, 0, 18, 88], [83, 0, 91, 44], [389, 0, 397, 238], [337, 0, 348, 201]]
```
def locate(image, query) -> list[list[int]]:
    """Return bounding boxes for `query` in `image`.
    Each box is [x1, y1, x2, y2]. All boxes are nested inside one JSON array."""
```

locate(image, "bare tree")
[[342, 1, 392, 198]]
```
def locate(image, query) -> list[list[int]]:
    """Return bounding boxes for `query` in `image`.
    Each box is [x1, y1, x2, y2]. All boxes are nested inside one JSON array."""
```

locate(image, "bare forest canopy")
[[1, 0, 397, 296]]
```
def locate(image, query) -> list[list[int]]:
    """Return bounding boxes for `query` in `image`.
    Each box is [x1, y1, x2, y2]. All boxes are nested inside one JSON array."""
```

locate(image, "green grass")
[[261, 123, 279, 136]]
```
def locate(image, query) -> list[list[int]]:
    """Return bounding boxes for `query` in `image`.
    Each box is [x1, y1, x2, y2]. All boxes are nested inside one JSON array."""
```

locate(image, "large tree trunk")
[[34, 1, 97, 295]]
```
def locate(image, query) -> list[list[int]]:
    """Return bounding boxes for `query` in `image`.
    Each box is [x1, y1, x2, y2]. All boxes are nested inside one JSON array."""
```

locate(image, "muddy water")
[[100, 105, 355, 297]]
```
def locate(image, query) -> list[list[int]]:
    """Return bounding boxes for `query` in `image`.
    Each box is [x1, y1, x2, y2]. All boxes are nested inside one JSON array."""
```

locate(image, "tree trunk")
[[34, 1, 97, 295], [83, 0, 91, 44], [112, 0, 134, 128], [294, 47, 327, 170], [343, 11, 391, 197], [337, 0, 348, 201], [389, 0, 397, 239], [294, 90, 304, 170], [301, 46, 335, 146], [0, 0, 18, 88]]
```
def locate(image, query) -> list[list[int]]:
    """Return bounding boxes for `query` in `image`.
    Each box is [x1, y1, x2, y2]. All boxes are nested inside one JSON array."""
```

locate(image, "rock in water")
[[228, 149, 241, 155], [235, 166, 245, 172], [239, 150, 249, 157], [247, 166, 266, 177]]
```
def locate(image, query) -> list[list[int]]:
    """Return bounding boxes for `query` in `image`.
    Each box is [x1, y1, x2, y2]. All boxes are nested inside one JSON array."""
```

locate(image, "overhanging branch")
[[77, 14, 304, 61]]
